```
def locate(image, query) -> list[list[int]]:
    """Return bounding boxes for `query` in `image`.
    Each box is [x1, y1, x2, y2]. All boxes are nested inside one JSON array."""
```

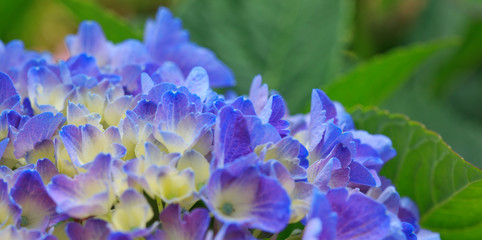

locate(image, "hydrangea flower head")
[[0, 6, 440, 240]]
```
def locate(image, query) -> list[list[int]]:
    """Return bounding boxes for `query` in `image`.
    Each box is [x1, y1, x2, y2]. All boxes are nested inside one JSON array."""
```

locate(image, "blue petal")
[[66, 21, 111, 65], [144, 82, 178, 103], [201, 166, 290, 233], [245, 116, 281, 147], [310, 89, 337, 125], [231, 97, 256, 115], [13, 112, 64, 158], [215, 224, 255, 240], [213, 106, 252, 168], [327, 188, 392, 240], [0, 72, 20, 110], [348, 161, 379, 187], [259, 94, 290, 136], [144, 7, 235, 88], [307, 190, 337, 240], [185, 66, 209, 100], [401, 222, 417, 240], [248, 75, 268, 114], [67, 53, 101, 77], [66, 218, 111, 240], [11, 170, 58, 230]]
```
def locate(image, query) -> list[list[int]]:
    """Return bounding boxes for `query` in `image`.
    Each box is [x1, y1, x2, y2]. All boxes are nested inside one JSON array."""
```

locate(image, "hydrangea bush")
[[0, 7, 441, 240]]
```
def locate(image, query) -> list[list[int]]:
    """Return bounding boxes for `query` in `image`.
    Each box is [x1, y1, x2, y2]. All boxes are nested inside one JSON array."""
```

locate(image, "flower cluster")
[[0, 7, 439, 240]]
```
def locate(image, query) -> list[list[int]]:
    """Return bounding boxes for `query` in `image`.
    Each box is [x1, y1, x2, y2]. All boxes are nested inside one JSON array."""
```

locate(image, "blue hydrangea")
[[0, 6, 440, 240]]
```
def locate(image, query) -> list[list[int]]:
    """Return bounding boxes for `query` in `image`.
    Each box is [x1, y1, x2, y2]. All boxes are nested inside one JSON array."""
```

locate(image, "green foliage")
[[384, 86, 482, 167], [0, 0, 31, 40], [431, 20, 482, 97], [323, 39, 457, 108], [56, 0, 142, 42], [175, 0, 352, 111], [351, 107, 482, 240]]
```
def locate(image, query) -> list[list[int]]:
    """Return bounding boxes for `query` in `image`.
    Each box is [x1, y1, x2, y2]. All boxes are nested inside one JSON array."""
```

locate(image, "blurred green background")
[[1, 0, 482, 168]]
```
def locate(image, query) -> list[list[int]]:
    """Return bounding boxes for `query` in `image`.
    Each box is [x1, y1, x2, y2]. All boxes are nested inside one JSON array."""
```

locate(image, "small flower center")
[[220, 202, 235, 216], [20, 216, 29, 227]]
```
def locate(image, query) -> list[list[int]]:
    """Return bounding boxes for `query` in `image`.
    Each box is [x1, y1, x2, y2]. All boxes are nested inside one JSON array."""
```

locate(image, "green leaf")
[[176, 0, 352, 112], [0, 0, 35, 43], [431, 19, 482, 96], [322, 39, 457, 108], [55, 0, 142, 42], [383, 87, 482, 168], [351, 107, 482, 240], [406, 0, 469, 43]]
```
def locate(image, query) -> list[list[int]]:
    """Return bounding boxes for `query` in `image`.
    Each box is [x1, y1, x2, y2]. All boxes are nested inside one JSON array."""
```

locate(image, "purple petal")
[[104, 95, 134, 126], [310, 123, 353, 164], [87, 153, 113, 180], [416, 229, 440, 240], [162, 43, 235, 88], [66, 218, 111, 240], [36, 158, 59, 184], [27, 66, 61, 99], [67, 53, 101, 77], [308, 158, 339, 191], [352, 141, 384, 170], [141, 73, 155, 95], [133, 100, 157, 121], [214, 224, 255, 240], [327, 188, 391, 240], [334, 102, 355, 131], [230, 97, 256, 115], [144, 83, 178, 104], [108, 233, 133, 240], [201, 166, 290, 233], [398, 197, 420, 232], [11, 170, 58, 230], [13, 112, 64, 158], [306, 190, 337, 240], [352, 130, 397, 164], [248, 75, 268, 114], [112, 40, 150, 69], [245, 116, 281, 147], [372, 186, 400, 214], [144, 7, 189, 59], [143, 7, 234, 88], [71, 74, 97, 88], [185, 67, 209, 100], [213, 106, 252, 168], [159, 204, 210, 240], [60, 124, 124, 166], [0, 94, 21, 112], [156, 91, 190, 130], [261, 137, 306, 180], [0, 179, 21, 227], [66, 21, 111, 65], [259, 95, 290, 136], [118, 65, 142, 95], [154, 61, 184, 85], [401, 222, 417, 240], [59, 124, 83, 165], [0, 138, 8, 159], [329, 168, 351, 189], [348, 161, 379, 187], [0, 72, 20, 109], [0, 226, 43, 240], [309, 90, 338, 153], [310, 89, 337, 124], [47, 154, 114, 219]]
